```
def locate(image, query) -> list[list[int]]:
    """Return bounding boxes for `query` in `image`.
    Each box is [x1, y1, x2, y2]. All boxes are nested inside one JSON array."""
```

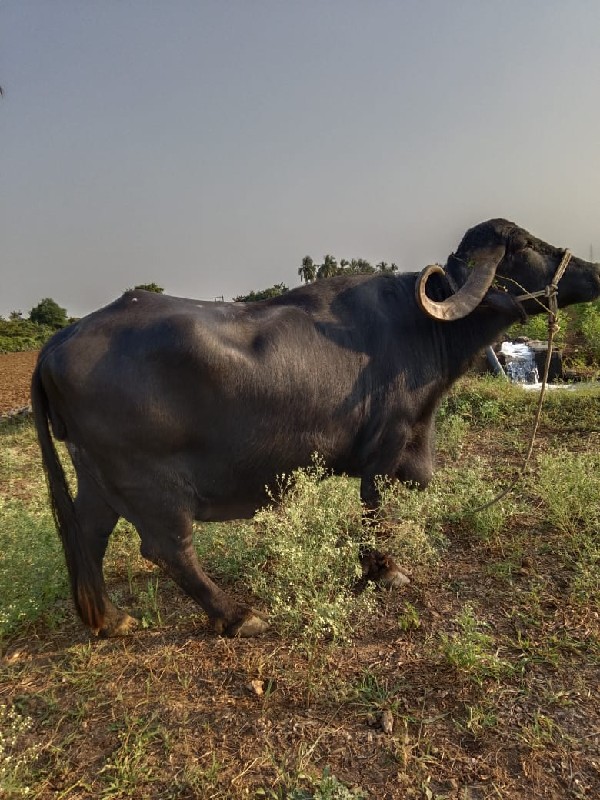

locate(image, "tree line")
[[0, 285, 164, 353], [232, 254, 398, 302], [297, 254, 398, 283]]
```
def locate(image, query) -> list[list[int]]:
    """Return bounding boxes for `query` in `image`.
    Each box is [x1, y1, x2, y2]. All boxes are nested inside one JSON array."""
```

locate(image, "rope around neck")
[[467, 249, 572, 515]]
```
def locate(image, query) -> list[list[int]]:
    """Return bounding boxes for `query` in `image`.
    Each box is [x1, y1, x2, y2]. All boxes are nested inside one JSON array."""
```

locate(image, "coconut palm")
[[298, 256, 316, 284]]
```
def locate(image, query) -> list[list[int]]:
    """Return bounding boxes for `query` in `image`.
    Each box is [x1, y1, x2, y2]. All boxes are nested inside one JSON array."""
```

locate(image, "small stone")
[[380, 709, 394, 734], [248, 679, 264, 696]]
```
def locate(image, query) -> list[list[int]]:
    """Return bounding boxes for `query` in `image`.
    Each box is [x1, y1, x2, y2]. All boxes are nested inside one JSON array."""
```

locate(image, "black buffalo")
[[32, 219, 600, 637]]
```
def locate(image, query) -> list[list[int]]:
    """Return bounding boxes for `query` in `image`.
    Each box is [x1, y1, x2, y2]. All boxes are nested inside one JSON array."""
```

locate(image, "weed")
[[579, 300, 600, 362], [258, 765, 365, 799], [535, 449, 600, 600], [0, 703, 36, 797], [207, 458, 374, 644], [100, 713, 164, 797], [437, 413, 469, 459], [0, 499, 69, 638], [136, 575, 163, 629], [440, 604, 512, 684], [350, 670, 403, 718], [172, 755, 222, 797], [398, 601, 421, 632], [462, 703, 498, 737], [519, 711, 568, 750]]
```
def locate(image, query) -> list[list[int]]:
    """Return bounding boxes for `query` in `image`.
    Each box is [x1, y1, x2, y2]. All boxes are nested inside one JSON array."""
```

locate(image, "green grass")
[[1, 378, 599, 799], [439, 604, 513, 684], [0, 500, 69, 637]]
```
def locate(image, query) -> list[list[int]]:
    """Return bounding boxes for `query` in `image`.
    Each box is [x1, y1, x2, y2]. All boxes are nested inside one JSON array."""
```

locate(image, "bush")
[[579, 301, 600, 363], [508, 299, 600, 368], [0, 319, 54, 353], [194, 458, 373, 643]]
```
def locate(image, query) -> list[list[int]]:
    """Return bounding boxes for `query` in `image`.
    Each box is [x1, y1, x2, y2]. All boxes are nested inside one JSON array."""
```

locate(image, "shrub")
[[0, 319, 54, 353], [579, 301, 600, 363]]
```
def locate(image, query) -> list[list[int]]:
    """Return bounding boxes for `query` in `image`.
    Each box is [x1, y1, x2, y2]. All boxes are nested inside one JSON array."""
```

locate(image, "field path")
[[0, 350, 38, 414]]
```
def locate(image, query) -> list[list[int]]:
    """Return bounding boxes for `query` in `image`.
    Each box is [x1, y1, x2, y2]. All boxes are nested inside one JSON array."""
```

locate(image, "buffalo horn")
[[415, 245, 505, 322]]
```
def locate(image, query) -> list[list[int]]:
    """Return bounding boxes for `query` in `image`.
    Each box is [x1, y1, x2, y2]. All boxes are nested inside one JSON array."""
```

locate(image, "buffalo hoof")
[[214, 609, 270, 638], [98, 611, 139, 638], [234, 612, 270, 638], [359, 548, 410, 589], [380, 566, 410, 588]]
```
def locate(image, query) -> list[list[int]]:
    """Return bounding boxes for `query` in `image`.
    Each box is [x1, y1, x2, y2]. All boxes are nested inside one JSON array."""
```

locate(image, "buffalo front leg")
[[137, 513, 268, 637], [358, 474, 410, 590]]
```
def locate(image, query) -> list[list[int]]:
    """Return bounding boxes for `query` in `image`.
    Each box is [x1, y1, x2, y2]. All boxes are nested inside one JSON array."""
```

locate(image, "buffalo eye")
[[509, 234, 529, 253]]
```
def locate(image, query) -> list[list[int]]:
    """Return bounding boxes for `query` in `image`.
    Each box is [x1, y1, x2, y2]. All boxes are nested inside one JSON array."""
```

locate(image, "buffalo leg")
[[73, 474, 138, 637], [358, 475, 410, 589], [136, 512, 268, 637], [395, 419, 435, 488]]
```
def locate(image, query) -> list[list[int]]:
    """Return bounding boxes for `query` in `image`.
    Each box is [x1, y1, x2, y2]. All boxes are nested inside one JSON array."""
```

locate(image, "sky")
[[1, 1, 599, 319]]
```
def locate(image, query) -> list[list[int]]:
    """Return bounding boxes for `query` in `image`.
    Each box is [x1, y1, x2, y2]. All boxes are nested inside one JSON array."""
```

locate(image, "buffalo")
[[32, 218, 600, 637]]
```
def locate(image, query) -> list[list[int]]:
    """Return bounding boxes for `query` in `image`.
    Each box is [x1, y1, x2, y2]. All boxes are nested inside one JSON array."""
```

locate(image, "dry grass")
[[1, 379, 599, 799]]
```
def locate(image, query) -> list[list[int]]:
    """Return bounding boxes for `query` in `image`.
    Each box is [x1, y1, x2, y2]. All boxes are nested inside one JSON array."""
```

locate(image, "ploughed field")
[[0, 351, 38, 415], [1, 353, 599, 799]]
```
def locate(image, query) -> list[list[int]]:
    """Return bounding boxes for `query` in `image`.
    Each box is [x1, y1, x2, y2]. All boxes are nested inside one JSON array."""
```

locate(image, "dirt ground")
[[1, 351, 598, 798], [0, 350, 38, 414]]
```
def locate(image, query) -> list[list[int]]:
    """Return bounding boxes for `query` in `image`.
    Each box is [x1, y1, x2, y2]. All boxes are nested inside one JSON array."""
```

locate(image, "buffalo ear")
[[482, 289, 527, 321]]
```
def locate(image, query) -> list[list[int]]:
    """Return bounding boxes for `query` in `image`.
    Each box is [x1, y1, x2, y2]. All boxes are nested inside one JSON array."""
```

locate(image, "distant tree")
[[298, 256, 316, 284], [29, 297, 68, 329], [234, 283, 289, 303], [317, 254, 339, 280], [350, 258, 375, 275], [297, 254, 396, 282], [376, 261, 398, 273], [9, 310, 23, 320], [132, 282, 164, 293]]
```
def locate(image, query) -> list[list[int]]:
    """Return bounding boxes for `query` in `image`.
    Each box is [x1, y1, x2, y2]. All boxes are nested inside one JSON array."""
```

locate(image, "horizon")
[[1, 2, 599, 319]]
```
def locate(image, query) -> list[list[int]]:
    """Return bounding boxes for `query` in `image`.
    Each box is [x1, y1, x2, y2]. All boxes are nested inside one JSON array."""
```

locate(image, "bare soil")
[[1, 354, 598, 799], [0, 350, 38, 414]]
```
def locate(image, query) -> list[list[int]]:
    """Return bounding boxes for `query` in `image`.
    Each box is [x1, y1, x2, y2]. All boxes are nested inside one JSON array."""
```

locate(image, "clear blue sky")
[[1, 1, 599, 318]]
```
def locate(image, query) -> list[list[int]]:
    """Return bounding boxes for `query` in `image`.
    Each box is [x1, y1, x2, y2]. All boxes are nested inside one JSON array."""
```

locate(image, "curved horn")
[[415, 245, 505, 322]]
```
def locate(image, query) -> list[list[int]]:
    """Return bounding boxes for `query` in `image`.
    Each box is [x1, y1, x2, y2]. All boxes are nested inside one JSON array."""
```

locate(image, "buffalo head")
[[416, 219, 600, 321]]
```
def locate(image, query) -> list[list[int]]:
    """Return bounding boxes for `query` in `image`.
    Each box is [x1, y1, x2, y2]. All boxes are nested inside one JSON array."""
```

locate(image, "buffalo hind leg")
[[358, 474, 410, 590], [73, 475, 138, 637], [137, 512, 268, 637]]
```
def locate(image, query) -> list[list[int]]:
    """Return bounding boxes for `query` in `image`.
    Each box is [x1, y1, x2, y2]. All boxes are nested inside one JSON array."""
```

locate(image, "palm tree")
[[351, 259, 375, 275], [298, 255, 316, 284], [376, 261, 398, 273], [317, 254, 338, 280]]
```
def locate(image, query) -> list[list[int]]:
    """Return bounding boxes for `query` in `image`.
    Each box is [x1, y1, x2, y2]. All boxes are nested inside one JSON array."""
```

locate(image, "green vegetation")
[[0, 318, 57, 354], [28, 297, 68, 329], [509, 298, 600, 370], [234, 283, 289, 302], [1, 377, 599, 798], [130, 282, 164, 293], [0, 296, 71, 353], [298, 254, 398, 283], [439, 604, 512, 683]]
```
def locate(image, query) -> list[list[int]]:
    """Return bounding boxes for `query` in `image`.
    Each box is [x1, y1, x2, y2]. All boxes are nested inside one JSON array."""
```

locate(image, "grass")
[[439, 604, 513, 684], [0, 377, 599, 798]]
